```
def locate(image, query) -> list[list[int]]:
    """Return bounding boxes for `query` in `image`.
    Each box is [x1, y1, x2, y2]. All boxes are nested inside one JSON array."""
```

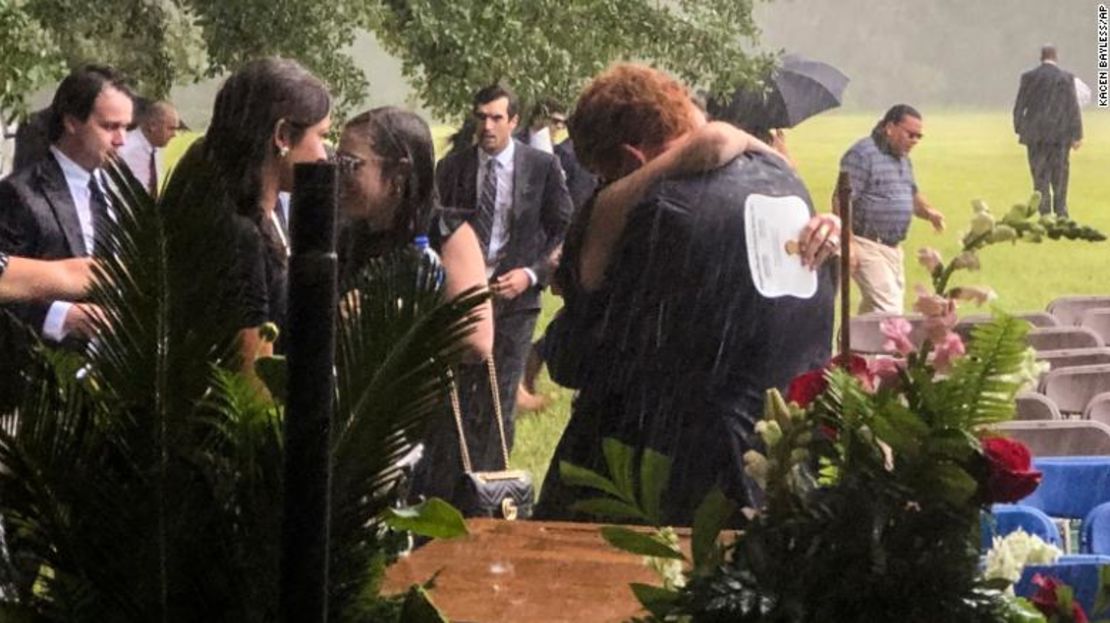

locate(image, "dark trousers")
[[1026, 142, 1071, 217], [410, 306, 538, 506]]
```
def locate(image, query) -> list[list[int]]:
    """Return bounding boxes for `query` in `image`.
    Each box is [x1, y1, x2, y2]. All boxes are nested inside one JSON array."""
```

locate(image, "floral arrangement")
[[566, 195, 1106, 622]]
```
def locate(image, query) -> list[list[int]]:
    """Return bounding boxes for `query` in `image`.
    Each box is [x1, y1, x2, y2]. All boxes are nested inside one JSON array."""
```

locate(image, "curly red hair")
[[570, 64, 696, 179]]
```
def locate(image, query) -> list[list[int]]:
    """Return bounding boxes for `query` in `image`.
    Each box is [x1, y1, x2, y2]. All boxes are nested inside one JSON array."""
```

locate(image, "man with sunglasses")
[[834, 104, 945, 314]]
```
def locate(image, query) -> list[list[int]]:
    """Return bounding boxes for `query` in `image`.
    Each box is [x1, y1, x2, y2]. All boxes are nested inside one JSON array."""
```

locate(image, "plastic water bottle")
[[413, 234, 444, 288]]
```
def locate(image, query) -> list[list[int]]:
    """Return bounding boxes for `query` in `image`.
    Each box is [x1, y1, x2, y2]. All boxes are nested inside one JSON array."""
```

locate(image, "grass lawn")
[[163, 111, 1110, 491], [515, 110, 1110, 489]]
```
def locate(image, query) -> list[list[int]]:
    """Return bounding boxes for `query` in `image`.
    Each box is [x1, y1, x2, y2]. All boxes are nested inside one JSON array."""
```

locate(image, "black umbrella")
[[715, 54, 849, 131]]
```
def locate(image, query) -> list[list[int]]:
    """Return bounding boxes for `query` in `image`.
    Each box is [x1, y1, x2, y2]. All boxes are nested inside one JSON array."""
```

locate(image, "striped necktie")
[[88, 175, 111, 254], [474, 157, 498, 253]]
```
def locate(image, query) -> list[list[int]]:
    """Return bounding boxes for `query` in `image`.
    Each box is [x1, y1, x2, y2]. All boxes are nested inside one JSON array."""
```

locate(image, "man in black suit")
[[1013, 45, 1083, 217], [0, 65, 133, 343], [436, 84, 573, 465]]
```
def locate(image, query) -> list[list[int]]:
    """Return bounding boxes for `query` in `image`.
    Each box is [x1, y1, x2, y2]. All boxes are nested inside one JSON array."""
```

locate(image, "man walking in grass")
[[834, 104, 945, 314], [1013, 45, 1083, 218]]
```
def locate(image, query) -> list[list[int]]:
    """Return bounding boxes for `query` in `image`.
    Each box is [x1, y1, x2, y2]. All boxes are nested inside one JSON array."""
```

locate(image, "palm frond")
[[329, 249, 486, 616], [0, 150, 483, 620]]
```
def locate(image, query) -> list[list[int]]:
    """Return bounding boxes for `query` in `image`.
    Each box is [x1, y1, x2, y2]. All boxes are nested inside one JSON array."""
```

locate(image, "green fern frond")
[[936, 314, 1029, 429]]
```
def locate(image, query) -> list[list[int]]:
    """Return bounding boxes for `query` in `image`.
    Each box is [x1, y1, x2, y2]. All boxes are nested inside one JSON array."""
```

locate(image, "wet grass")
[[515, 109, 1110, 490]]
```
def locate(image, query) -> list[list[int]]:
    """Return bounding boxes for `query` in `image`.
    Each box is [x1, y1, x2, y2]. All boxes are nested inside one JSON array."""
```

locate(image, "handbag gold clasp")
[[501, 497, 519, 520]]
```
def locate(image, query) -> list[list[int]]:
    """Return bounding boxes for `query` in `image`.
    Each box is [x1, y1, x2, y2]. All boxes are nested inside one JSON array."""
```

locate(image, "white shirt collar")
[[127, 127, 156, 153], [50, 145, 94, 188], [479, 139, 515, 169], [1043, 60, 1058, 66]]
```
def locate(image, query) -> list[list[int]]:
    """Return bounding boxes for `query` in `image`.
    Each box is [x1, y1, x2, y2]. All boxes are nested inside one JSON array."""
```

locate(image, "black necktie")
[[148, 148, 158, 198], [88, 175, 111, 255], [474, 158, 498, 254]]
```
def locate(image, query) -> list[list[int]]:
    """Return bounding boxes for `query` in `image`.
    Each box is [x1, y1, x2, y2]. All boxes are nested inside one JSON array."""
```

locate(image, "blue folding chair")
[[982, 504, 1062, 550], [1082, 501, 1110, 554]]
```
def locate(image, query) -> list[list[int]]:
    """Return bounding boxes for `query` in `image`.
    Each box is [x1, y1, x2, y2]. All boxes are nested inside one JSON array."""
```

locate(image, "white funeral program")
[[744, 193, 818, 299]]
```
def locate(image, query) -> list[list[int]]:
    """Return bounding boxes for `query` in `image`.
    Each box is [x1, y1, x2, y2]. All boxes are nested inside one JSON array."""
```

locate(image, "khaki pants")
[[852, 236, 904, 314]]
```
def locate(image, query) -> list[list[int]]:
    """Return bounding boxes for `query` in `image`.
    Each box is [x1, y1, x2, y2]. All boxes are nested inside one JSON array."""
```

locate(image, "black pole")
[[280, 162, 338, 622], [837, 172, 852, 359]]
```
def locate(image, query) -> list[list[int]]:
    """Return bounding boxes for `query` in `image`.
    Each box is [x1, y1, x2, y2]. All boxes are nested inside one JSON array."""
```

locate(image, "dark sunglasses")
[[897, 124, 923, 140]]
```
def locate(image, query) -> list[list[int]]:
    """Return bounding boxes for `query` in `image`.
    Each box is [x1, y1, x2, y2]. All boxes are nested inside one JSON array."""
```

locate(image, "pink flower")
[[916, 248, 943, 274], [950, 286, 997, 307], [868, 356, 904, 391], [879, 317, 916, 355], [932, 332, 966, 373], [831, 353, 875, 392], [913, 285, 958, 343]]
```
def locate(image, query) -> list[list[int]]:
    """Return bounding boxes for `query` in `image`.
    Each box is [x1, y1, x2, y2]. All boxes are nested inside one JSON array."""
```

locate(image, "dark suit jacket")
[[1013, 62, 1083, 145], [554, 140, 598, 212], [0, 152, 87, 334], [435, 140, 573, 313]]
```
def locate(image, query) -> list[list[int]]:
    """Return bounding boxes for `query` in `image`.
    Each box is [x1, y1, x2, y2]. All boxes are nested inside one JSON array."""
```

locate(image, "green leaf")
[[930, 462, 979, 506], [629, 583, 681, 618], [559, 460, 623, 499], [600, 526, 684, 560], [399, 585, 450, 623], [871, 403, 926, 456], [255, 355, 288, 405], [603, 438, 637, 504], [571, 497, 650, 523], [1057, 583, 1075, 612], [1095, 564, 1110, 614], [382, 498, 469, 539], [638, 449, 672, 525], [1007, 597, 1049, 623], [690, 487, 736, 572]]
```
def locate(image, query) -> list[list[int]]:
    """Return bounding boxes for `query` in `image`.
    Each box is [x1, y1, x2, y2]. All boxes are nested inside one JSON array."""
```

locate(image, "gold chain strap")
[[447, 358, 511, 473], [446, 368, 473, 474]]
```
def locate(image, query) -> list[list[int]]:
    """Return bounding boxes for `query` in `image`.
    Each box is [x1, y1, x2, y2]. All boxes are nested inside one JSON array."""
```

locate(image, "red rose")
[[980, 436, 1042, 503], [1032, 574, 1089, 623], [787, 355, 877, 408], [787, 369, 827, 407], [831, 354, 875, 392]]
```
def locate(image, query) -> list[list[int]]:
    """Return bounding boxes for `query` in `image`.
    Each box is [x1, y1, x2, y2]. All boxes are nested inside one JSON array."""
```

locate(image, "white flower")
[[744, 450, 770, 489], [970, 212, 995, 236], [982, 528, 1062, 589], [755, 420, 783, 448]]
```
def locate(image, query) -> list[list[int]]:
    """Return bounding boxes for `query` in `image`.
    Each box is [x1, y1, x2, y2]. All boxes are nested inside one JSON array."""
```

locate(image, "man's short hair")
[[880, 104, 922, 128], [1041, 45, 1058, 61], [529, 97, 565, 125], [48, 65, 132, 143], [570, 63, 696, 177], [473, 83, 519, 119], [145, 101, 177, 124]]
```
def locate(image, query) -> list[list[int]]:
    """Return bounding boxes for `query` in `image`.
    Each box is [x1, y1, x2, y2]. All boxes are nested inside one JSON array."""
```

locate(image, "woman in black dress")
[[179, 58, 332, 371], [336, 107, 493, 506]]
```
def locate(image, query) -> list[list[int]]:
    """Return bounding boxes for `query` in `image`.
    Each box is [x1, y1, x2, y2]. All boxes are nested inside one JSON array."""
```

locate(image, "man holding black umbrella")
[[834, 104, 945, 314]]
